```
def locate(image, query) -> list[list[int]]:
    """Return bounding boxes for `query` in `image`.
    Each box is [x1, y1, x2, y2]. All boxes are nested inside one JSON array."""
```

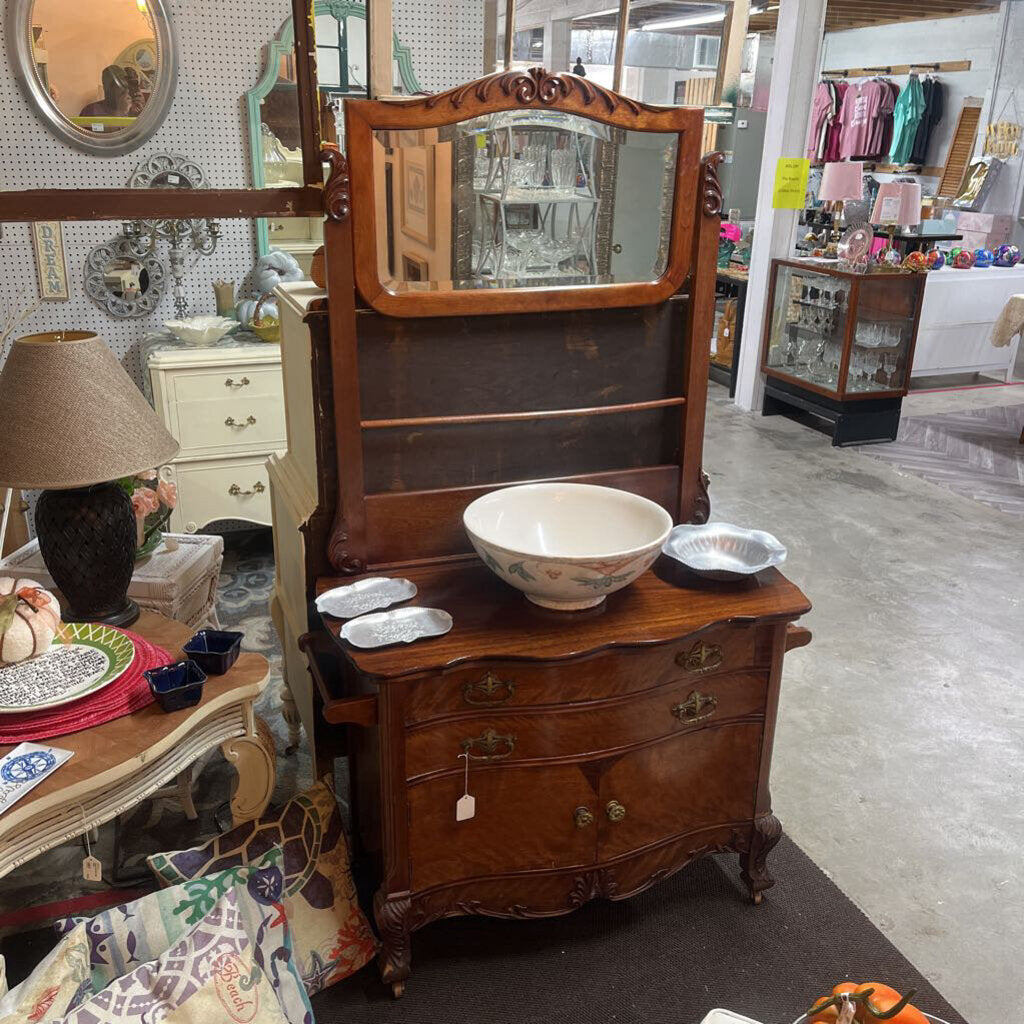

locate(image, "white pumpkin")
[[0, 578, 61, 666]]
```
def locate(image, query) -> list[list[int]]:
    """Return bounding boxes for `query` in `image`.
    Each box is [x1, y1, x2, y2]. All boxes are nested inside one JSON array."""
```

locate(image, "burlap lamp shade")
[[0, 332, 180, 626], [0, 332, 178, 490]]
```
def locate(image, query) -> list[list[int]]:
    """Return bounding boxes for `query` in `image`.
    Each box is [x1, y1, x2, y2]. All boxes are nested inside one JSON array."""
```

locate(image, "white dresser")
[[144, 333, 285, 533], [266, 283, 330, 754]]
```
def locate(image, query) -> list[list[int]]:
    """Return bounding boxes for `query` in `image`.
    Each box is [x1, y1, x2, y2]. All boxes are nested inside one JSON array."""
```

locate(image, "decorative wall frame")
[[5, 0, 179, 156], [398, 146, 435, 247], [31, 222, 69, 301], [128, 153, 206, 191], [84, 239, 166, 319]]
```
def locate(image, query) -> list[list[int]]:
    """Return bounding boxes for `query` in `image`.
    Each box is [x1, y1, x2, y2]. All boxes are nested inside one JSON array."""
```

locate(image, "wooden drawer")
[[404, 624, 772, 725], [405, 671, 768, 780], [598, 722, 761, 859], [167, 457, 273, 533], [408, 762, 597, 891], [174, 395, 286, 458], [164, 364, 281, 404]]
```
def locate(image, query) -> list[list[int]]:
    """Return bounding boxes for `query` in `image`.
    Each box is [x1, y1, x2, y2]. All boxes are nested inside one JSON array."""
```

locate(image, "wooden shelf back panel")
[[356, 299, 688, 422], [362, 405, 683, 495], [363, 466, 683, 566]]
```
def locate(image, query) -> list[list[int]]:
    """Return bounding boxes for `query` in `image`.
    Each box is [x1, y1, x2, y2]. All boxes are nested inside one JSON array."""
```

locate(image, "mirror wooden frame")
[[343, 67, 706, 318]]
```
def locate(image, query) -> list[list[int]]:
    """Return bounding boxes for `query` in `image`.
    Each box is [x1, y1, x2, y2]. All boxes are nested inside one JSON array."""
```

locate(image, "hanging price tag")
[[455, 752, 475, 822], [83, 855, 102, 882]]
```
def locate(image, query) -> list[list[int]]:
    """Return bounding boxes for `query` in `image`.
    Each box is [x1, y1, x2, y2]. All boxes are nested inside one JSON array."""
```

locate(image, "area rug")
[[0, 530, 311, 921], [310, 837, 967, 1024], [2, 836, 968, 1024], [858, 403, 1024, 518]]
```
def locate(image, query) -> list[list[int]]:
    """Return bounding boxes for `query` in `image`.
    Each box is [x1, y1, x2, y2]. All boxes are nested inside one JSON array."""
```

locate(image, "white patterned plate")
[[316, 577, 417, 619], [340, 607, 453, 649], [0, 623, 136, 713]]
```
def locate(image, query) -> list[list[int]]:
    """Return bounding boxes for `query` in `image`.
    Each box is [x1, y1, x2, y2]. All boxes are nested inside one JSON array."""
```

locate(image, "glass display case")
[[760, 259, 927, 445]]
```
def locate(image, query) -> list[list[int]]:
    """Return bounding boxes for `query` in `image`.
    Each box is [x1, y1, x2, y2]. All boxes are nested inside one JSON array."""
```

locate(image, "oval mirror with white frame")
[[6, 0, 178, 155]]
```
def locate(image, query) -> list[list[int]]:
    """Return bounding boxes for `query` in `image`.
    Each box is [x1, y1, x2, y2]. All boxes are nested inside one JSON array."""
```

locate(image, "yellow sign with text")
[[772, 157, 810, 209]]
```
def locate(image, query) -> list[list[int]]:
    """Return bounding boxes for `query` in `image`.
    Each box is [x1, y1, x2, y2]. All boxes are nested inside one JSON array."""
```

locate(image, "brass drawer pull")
[[228, 481, 266, 497], [462, 672, 516, 706], [224, 377, 250, 388], [225, 415, 257, 427], [461, 728, 516, 762], [676, 640, 724, 674], [672, 690, 718, 724], [605, 800, 626, 823], [574, 806, 594, 829]]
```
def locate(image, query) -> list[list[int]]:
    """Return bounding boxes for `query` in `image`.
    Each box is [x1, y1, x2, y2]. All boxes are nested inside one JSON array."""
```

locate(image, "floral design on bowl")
[[463, 483, 672, 611]]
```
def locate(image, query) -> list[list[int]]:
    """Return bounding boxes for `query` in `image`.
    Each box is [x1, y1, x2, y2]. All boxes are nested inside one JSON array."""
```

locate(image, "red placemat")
[[0, 628, 174, 743]]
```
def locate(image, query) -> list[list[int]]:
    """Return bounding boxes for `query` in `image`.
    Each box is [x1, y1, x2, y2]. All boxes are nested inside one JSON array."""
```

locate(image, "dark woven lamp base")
[[35, 482, 140, 627]]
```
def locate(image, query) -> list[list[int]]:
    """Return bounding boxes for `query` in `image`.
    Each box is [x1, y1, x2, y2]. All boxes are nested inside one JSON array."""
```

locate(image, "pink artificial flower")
[[720, 222, 742, 243], [157, 479, 178, 510], [132, 487, 160, 516]]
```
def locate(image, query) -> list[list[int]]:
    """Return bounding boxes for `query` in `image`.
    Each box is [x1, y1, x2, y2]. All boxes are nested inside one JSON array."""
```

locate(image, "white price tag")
[[82, 855, 102, 882], [878, 196, 902, 223], [455, 752, 475, 821]]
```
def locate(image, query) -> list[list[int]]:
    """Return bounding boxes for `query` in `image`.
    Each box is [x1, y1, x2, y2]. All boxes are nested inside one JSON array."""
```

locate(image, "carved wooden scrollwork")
[[322, 145, 351, 222], [701, 151, 726, 218], [567, 867, 619, 908], [374, 893, 413, 984], [425, 66, 660, 116], [692, 468, 711, 525], [327, 520, 366, 575]]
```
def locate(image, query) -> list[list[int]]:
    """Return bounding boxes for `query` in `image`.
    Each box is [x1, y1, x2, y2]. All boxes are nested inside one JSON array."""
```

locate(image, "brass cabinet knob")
[[671, 690, 718, 724], [605, 800, 626, 823], [574, 806, 595, 829]]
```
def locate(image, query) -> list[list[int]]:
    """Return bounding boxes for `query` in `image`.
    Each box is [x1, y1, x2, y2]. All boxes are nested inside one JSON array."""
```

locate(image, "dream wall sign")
[[31, 221, 70, 301]]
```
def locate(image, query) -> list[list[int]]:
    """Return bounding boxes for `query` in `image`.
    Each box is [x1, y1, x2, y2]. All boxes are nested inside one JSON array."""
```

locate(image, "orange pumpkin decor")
[[807, 982, 927, 1024]]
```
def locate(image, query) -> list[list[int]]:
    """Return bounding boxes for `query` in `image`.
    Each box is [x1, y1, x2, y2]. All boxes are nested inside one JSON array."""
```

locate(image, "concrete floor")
[[702, 380, 1023, 1024]]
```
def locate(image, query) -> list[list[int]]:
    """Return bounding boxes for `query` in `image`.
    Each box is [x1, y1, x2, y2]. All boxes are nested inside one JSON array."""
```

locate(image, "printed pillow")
[[0, 921, 91, 1022], [57, 889, 290, 1024], [56, 846, 311, 1024], [147, 781, 376, 995]]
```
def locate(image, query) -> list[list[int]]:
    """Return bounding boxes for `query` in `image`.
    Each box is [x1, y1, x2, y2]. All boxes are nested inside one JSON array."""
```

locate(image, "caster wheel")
[[752, 891, 764, 906], [391, 981, 406, 999]]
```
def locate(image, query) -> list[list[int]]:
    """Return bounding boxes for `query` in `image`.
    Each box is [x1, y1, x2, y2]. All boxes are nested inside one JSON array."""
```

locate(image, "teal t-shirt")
[[889, 76, 927, 165]]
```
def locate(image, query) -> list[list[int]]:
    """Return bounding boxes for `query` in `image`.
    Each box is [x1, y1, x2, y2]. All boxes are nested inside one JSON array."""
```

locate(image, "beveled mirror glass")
[[6, 0, 178, 155], [375, 112, 678, 293], [344, 76, 703, 317]]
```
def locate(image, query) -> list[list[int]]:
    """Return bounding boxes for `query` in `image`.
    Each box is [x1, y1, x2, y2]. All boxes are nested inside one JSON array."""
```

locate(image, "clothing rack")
[[822, 59, 970, 78]]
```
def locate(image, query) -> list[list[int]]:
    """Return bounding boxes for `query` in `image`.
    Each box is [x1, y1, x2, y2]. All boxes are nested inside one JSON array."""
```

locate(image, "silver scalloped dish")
[[662, 522, 787, 581]]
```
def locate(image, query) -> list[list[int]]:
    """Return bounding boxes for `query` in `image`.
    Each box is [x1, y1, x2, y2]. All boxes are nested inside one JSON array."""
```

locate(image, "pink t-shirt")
[[839, 81, 883, 159]]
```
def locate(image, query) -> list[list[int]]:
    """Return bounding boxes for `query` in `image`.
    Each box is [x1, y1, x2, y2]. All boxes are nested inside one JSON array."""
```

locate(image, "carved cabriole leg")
[[374, 892, 412, 998], [740, 813, 783, 904], [269, 594, 302, 754], [221, 709, 276, 825]]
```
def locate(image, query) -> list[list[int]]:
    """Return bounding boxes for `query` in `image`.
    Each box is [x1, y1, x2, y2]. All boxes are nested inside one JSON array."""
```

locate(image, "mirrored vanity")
[[268, 68, 811, 997]]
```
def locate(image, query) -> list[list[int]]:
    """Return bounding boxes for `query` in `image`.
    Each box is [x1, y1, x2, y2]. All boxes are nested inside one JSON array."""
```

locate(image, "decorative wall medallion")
[[128, 152, 206, 191], [84, 238, 166, 318], [31, 222, 69, 301]]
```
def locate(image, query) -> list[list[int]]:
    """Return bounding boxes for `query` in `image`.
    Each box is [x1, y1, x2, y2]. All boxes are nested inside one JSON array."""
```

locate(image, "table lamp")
[[871, 181, 922, 252], [818, 161, 864, 248], [0, 332, 179, 626]]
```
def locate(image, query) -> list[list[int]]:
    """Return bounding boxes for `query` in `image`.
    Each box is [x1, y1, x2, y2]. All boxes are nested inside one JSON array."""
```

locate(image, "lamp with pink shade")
[[871, 181, 923, 260], [818, 162, 864, 250]]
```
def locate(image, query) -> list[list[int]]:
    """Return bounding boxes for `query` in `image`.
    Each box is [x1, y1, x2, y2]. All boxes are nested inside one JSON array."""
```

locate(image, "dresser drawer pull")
[[224, 377, 250, 388], [462, 672, 516, 706], [671, 690, 718, 724], [676, 641, 724, 674], [225, 415, 257, 427], [574, 806, 595, 829], [228, 481, 266, 497], [460, 728, 516, 762], [605, 800, 627, 823]]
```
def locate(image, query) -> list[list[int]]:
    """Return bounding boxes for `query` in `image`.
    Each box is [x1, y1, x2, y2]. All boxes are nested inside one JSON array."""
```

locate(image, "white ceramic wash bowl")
[[164, 316, 238, 347], [662, 522, 787, 581], [463, 482, 673, 611]]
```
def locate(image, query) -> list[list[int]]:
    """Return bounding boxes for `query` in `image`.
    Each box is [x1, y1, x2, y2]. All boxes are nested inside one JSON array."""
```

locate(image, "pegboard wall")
[[0, 1, 485, 388]]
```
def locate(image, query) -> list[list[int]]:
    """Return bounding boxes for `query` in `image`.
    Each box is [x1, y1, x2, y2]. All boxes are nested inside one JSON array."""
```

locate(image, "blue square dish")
[[145, 660, 207, 712], [182, 629, 244, 675]]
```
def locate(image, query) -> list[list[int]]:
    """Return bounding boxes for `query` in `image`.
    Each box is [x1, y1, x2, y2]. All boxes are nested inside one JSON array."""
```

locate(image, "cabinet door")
[[408, 763, 598, 891], [597, 723, 761, 860]]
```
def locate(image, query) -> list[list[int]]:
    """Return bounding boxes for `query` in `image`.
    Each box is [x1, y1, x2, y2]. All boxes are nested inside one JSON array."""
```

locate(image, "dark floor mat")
[[312, 837, 966, 1024]]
